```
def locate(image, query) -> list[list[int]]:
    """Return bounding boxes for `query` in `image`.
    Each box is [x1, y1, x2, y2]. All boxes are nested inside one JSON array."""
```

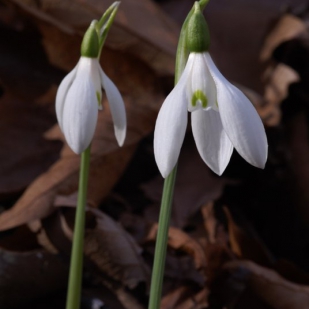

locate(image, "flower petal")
[[154, 71, 189, 178], [99, 68, 126, 146], [205, 53, 268, 168], [192, 109, 233, 175], [55, 62, 79, 131], [62, 60, 98, 154], [188, 53, 217, 112], [88, 57, 103, 109]]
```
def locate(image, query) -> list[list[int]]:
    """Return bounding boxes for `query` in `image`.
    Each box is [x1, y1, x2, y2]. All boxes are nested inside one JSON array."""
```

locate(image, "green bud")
[[81, 20, 99, 58], [186, 2, 210, 53]]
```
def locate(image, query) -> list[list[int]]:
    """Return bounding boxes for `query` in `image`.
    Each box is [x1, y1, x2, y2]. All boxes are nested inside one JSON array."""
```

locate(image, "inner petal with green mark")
[[191, 90, 208, 108]]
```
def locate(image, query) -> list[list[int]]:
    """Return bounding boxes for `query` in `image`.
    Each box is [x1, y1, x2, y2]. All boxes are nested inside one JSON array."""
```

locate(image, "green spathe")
[[191, 90, 208, 108], [81, 20, 99, 58], [186, 2, 210, 53]]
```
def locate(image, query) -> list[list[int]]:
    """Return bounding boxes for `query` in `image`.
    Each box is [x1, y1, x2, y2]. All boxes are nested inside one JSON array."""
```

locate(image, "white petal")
[[205, 53, 268, 168], [187, 53, 217, 112], [99, 68, 126, 146], [87, 57, 102, 109], [62, 60, 98, 154], [154, 70, 189, 178], [192, 109, 233, 175], [55, 62, 79, 131]]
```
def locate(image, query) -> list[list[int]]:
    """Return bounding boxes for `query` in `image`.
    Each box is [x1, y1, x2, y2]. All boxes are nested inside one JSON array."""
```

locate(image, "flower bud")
[[81, 20, 100, 58], [186, 2, 210, 53]]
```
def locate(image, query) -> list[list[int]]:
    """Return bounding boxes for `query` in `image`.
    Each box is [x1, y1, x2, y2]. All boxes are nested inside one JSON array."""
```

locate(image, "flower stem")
[[148, 165, 177, 309], [66, 146, 91, 309]]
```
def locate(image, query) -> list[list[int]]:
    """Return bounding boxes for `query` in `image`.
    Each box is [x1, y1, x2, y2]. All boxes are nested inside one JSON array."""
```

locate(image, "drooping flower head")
[[154, 2, 268, 177], [56, 7, 126, 154]]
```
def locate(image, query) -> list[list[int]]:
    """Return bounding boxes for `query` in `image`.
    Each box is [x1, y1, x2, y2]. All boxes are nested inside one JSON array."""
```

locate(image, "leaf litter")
[[1, 0, 309, 308]]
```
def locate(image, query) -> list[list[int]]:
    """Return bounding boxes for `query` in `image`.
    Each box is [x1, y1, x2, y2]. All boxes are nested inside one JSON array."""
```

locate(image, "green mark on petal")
[[191, 90, 208, 108], [96, 91, 102, 109]]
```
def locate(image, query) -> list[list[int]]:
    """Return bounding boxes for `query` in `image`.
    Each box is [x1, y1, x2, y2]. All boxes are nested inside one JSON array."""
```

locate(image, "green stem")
[[148, 165, 178, 309], [66, 146, 91, 309]]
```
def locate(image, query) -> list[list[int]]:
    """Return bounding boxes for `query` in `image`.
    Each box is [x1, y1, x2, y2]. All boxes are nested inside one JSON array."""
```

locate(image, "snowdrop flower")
[[154, 2, 267, 178], [56, 21, 126, 154]]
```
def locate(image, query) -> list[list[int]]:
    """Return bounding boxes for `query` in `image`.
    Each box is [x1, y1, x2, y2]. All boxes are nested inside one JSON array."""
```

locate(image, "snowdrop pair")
[[56, 20, 126, 154], [154, 3, 268, 177], [55, 1, 267, 179]]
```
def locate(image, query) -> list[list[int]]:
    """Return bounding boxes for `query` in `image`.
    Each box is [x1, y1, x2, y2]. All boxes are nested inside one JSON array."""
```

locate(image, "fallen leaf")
[[224, 260, 309, 309], [224, 207, 274, 267], [260, 14, 307, 62], [161, 286, 208, 309], [200, 202, 217, 244], [10, 0, 178, 75], [146, 223, 206, 274], [40, 206, 150, 289], [84, 208, 150, 289], [275, 259, 309, 286], [0, 141, 136, 231], [0, 93, 61, 198]]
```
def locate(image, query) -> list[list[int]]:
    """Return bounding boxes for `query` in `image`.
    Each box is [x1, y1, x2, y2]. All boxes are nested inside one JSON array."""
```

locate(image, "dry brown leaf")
[[224, 260, 309, 309], [224, 207, 274, 266], [0, 7, 67, 198], [115, 288, 145, 309], [201, 202, 217, 244], [146, 223, 206, 271], [161, 286, 208, 309], [175, 288, 208, 309], [275, 259, 309, 286], [260, 14, 307, 62], [41, 207, 150, 289], [161, 286, 188, 309], [0, 93, 61, 197], [10, 0, 178, 75], [263, 62, 300, 103], [262, 63, 299, 126], [84, 208, 150, 289], [0, 141, 136, 231], [259, 13, 304, 127], [201, 206, 235, 283]]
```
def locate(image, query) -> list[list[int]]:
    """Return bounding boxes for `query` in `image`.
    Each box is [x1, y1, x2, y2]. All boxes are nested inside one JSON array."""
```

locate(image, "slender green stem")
[[66, 146, 91, 309], [148, 165, 178, 309]]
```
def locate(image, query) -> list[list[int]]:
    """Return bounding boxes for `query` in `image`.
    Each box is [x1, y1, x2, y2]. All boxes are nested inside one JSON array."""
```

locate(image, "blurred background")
[[0, 0, 309, 308]]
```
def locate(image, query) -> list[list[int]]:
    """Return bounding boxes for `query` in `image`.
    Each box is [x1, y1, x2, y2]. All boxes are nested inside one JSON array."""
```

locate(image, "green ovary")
[[191, 90, 208, 108]]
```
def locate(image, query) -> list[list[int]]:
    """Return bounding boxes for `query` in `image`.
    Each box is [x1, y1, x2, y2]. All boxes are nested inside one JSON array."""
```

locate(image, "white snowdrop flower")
[[154, 2, 267, 178], [56, 21, 126, 154]]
